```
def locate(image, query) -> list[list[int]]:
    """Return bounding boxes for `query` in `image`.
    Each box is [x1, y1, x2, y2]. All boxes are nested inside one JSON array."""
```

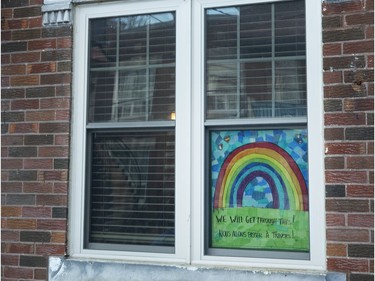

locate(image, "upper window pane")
[[205, 0, 306, 120], [88, 12, 176, 123]]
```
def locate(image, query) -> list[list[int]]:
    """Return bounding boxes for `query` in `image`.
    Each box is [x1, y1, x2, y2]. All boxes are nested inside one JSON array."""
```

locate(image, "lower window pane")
[[86, 130, 175, 252], [209, 128, 309, 257]]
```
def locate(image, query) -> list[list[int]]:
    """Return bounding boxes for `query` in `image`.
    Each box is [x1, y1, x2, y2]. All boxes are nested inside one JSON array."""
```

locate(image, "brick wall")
[[323, 0, 374, 281], [1, 0, 71, 280], [1, 0, 374, 281]]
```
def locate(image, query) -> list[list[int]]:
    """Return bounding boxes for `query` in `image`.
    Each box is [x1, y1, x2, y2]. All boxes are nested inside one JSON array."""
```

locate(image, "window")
[[71, 0, 325, 270]]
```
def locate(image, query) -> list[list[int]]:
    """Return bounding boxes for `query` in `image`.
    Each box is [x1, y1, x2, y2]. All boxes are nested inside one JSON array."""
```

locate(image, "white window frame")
[[70, 0, 325, 271]]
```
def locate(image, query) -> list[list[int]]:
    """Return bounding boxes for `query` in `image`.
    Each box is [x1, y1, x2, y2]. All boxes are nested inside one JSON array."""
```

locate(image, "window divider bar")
[[86, 121, 176, 130], [204, 117, 307, 127], [271, 3, 276, 118]]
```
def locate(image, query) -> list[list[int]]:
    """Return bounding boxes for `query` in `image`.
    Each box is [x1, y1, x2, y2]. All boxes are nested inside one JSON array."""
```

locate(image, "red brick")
[[22, 207, 51, 218], [55, 135, 69, 145], [6, 219, 37, 230], [2, 53, 11, 64], [57, 37, 72, 49], [40, 73, 71, 85], [25, 110, 55, 121], [36, 219, 66, 230], [366, 0, 374, 10], [23, 182, 53, 194], [1, 182, 22, 193], [343, 40, 374, 54], [326, 199, 370, 212], [326, 171, 368, 184], [327, 228, 370, 242], [1, 8, 13, 19], [346, 12, 374, 25], [322, 1, 365, 16], [28, 39, 56, 50], [8, 123, 38, 134], [324, 84, 364, 98], [326, 213, 346, 226], [348, 214, 374, 227], [24, 159, 53, 170], [40, 98, 70, 109], [35, 244, 65, 255], [1, 231, 20, 242], [347, 185, 374, 197], [38, 147, 69, 157], [2, 64, 26, 75], [324, 71, 343, 84], [36, 195, 67, 206], [6, 19, 29, 29], [328, 258, 369, 272], [53, 183, 68, 193], [344, 98, 374, 112], [10, 75, 39, 86], [35, 268, 47, 280], [325, 156, 345, 170], [26, 62, 56, 74], [325, 113, 366, 126], [11, 51, 40, 63], [325, 128, 345, 141], [366, 25, 374, 39], [51, 232, 66, 243], [55, 110, 70, 121], [347, 156, 374, 169], [2, 76, 10, 87], [325, 142, 367, 155], [29, 16, 43, 28], [4, 266, 33, 279], [327, 243, 347, 257], [37, 171, 68, 181], [368, 55, 374, 68], [2, 207, 22, 217], [368, 142, 374, 154], [1, 254, 20, 266], [5, 243, 34, 254], [2, 159, 23, 170], [39, 123, 69, 133]]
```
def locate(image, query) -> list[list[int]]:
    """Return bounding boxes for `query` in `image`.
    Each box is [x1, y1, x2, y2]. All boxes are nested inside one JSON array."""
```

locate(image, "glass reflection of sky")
[[206, 7, 239, 16]]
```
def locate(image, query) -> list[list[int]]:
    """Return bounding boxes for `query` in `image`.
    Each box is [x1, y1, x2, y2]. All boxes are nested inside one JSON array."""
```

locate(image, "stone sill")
[[49, 257, 346, 281]]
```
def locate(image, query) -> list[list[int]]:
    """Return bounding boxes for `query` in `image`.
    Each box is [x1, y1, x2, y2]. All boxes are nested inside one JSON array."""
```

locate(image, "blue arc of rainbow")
[[213, 142, 308, 211]]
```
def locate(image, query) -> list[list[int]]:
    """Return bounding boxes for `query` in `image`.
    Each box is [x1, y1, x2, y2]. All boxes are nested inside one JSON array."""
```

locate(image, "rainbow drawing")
[[213, 142, 308, 211]]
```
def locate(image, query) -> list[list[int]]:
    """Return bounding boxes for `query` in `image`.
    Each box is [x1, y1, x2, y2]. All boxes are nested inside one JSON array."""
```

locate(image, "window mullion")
[[236, 7, 241, 118], [271, 3, 275, 118]]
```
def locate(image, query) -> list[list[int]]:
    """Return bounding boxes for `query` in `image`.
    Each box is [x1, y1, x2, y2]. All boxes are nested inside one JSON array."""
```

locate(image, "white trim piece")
[[71, 0, 325, 271], [70, 0, 191, 264], [191, 0, 326, 271]]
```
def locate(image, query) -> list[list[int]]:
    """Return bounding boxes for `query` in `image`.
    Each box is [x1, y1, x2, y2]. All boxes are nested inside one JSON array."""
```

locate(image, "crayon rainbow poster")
[[210, 129, 310, 251]]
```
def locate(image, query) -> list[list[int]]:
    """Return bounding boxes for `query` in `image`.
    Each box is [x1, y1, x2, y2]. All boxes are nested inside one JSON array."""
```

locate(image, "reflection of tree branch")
[[107, 139, 145, 205]]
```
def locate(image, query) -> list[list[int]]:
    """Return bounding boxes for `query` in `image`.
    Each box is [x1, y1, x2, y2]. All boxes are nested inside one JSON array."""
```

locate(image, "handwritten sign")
[[212, 207, 309, 251]]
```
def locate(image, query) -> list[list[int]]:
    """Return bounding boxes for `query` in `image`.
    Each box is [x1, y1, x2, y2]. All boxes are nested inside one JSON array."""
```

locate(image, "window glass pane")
[[88, 12, 176, 123], [241, 61, 273, 118], [205, 1, 306, 120], [240, 4, 272, 59], [275, 60, 306, 117], [208, 128, 309, 255], [206, 7, 238, 60], [87, 130, 175, 250], [275, 0, 305, 57]]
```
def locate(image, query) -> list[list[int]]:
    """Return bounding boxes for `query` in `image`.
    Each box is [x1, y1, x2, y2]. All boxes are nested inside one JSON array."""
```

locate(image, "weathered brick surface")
[[1, 1, 71, 280], [323, 1, 374, 280], [1, 1, 373, 281]]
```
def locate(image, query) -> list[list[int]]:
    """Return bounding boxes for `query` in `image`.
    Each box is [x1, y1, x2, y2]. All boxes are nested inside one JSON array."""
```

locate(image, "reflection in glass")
[[205, 0, 306, 120], [88, 12, 176, 123]]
